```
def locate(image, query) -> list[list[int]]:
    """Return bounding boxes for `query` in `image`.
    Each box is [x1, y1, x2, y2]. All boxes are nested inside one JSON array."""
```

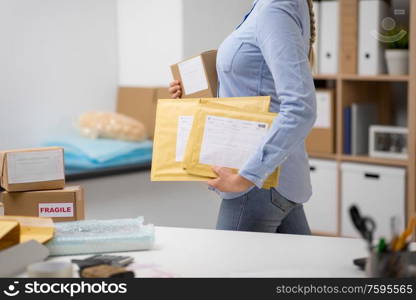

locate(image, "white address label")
[[7, 150, 64, 184], [38, 203, 74, 218]]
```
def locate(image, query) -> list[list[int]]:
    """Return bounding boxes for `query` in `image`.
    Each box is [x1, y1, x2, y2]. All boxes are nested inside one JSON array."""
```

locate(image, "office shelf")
[[339, 155, 408, 167], [307, 0, 415, 237], [313, 74, 339, 81], [341, 74, 410, 82], [309, 152, 338, 160]]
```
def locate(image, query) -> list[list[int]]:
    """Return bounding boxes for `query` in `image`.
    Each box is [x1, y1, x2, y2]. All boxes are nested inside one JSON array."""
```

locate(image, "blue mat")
[[43, 136, 152, 173]]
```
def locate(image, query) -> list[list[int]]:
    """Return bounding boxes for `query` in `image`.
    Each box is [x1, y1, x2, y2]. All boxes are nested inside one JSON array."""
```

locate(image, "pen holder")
[[366, 251, 415, 278]]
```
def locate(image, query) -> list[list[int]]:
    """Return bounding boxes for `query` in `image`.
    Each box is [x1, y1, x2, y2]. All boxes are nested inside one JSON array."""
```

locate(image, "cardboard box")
[[0, 147, 65, 192], [117, 87, 170, 138], [170, 50, 218, 98], [306, 89, 336, 154], [1, 186, 85, 222]]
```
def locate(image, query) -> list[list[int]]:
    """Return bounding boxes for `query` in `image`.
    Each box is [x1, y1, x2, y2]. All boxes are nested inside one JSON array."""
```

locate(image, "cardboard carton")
[[306, 89, 336, 154], [1, 186, 85, 222], [117, 87, 170, 138], [170, 50, 218, 98], [0, 147, 65, 192]]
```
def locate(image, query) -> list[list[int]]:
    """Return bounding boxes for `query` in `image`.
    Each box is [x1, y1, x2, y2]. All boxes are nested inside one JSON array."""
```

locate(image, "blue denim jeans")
[[216, 187, 311, 234]]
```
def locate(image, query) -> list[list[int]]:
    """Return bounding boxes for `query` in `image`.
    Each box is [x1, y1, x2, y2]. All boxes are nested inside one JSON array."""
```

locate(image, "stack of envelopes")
[[151, 97, 280, 189]]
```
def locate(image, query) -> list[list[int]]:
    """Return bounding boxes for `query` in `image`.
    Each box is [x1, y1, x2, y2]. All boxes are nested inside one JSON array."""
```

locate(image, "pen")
[[389, 216, 399, 251], [393, 216, 416, 252], [377, 238, 387, 254]]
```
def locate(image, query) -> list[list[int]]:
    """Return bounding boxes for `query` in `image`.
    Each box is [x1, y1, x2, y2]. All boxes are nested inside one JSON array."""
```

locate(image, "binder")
[[312, 1, 321, 74], [358, 0, 388, 75], [343, 106, 352, 154], [319, 0, 339, 74], [351, 103, 377, 155]]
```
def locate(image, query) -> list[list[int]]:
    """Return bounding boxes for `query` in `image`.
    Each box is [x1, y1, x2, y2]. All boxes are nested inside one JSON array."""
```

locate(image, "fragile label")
[[6, 150, 65, 184], [38, 203, 74, 218]]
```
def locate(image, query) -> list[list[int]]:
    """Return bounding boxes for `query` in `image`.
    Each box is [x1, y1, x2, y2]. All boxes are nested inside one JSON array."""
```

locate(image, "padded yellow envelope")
[[0, 216, 54, 244], [0, 220, 20, 250], [183, 103, 280, 189], [151, 97, 271, 181]]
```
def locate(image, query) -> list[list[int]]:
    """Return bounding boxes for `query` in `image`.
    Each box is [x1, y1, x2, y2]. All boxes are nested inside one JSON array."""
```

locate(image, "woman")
[[169, 0, 317, 235]]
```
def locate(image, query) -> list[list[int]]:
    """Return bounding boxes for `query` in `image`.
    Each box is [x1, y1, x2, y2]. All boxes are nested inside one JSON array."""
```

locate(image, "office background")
[[0, 0, 414, 237]]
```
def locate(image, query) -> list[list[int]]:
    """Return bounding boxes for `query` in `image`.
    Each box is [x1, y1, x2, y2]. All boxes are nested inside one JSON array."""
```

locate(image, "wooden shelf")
[[309, 152, 338, 160], [341, 74, 410, 82], [313, 74, 410, 82], [313, 74, 338, 80], [340, 155, 408, 167]]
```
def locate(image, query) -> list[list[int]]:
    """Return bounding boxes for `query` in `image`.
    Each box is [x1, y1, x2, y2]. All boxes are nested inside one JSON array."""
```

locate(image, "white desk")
[[49, 226, 371, 278]]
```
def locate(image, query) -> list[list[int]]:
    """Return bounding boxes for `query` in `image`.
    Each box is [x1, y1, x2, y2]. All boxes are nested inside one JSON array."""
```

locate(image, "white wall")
[[117, 0, 253, 86], [0, 0, 118, 149], [117, 0, 184, 86], [182, 0, 253, 58]]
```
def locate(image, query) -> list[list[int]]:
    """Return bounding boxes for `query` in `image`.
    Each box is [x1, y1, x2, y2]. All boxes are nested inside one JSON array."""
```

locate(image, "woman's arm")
[[238, 0, 317, 189]]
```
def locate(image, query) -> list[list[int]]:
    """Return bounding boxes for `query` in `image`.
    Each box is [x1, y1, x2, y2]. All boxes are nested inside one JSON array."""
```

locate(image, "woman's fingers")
[[169, 81, 182, 99], [173, 90, 182, 99], [169, 80, 180, 87]]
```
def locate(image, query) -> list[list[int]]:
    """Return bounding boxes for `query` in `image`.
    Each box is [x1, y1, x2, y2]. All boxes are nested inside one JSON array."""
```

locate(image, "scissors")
[[349, 205, 376, 249]]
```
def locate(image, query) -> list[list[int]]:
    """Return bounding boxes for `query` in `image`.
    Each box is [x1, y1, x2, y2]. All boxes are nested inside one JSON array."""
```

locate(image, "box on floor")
[[117, 87, 170, 138]]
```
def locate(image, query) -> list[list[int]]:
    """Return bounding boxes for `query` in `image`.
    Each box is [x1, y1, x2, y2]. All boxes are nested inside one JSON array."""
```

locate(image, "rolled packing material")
[[183, 103, 280, 189], [78, 111, 147, 142], [1, 186, 85, 222], [151, 97, 271, 182], [0, 147, 65, 192], [27, 261, 73, 278], [46, 217, 155, 256]]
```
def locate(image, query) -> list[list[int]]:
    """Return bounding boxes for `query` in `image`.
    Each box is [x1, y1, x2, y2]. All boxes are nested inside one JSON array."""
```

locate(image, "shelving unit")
[[309, 0, 415, 237]]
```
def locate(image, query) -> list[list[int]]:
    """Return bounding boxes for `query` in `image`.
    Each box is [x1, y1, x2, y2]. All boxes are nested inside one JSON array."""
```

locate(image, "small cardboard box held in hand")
[[117, 87, 170, 138], [171, 50, 218, 98], [0, 147, 65, 192], [1, 186, 85, 222]]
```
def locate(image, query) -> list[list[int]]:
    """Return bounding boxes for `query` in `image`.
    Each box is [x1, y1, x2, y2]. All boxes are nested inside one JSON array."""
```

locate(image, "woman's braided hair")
[[306, 0, 317, 67]]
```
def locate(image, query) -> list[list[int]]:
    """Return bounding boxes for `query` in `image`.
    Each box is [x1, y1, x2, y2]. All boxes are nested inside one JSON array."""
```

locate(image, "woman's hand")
[[169, 80, 182, 99], [208, 166, 254, 193]]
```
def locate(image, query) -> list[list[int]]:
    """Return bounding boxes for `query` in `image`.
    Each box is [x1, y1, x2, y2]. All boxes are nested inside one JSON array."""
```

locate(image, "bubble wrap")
[[46, 217, 154, 256], [78, 111, 147, 142]]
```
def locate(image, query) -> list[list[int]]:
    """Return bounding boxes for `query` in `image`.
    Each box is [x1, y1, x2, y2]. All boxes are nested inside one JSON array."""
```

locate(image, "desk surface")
[[50, 226, 371, 278]]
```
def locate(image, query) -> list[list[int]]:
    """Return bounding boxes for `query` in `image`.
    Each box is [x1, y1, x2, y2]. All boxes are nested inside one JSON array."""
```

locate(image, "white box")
[[304, 159, 338, 235], [341, 163, 406, 239]]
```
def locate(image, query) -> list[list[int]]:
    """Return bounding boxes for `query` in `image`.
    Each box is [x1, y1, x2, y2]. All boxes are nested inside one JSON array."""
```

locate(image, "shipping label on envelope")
[[151, 97, 271, 181], [183, 103, 280, 189]]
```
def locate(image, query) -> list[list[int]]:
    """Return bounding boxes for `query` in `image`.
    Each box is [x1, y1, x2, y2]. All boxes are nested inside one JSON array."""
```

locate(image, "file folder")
[[358, 0, 388, 75], [351, 103, 377, 155], [312, 1, 321, 75], [319, 0, 340, 74]]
